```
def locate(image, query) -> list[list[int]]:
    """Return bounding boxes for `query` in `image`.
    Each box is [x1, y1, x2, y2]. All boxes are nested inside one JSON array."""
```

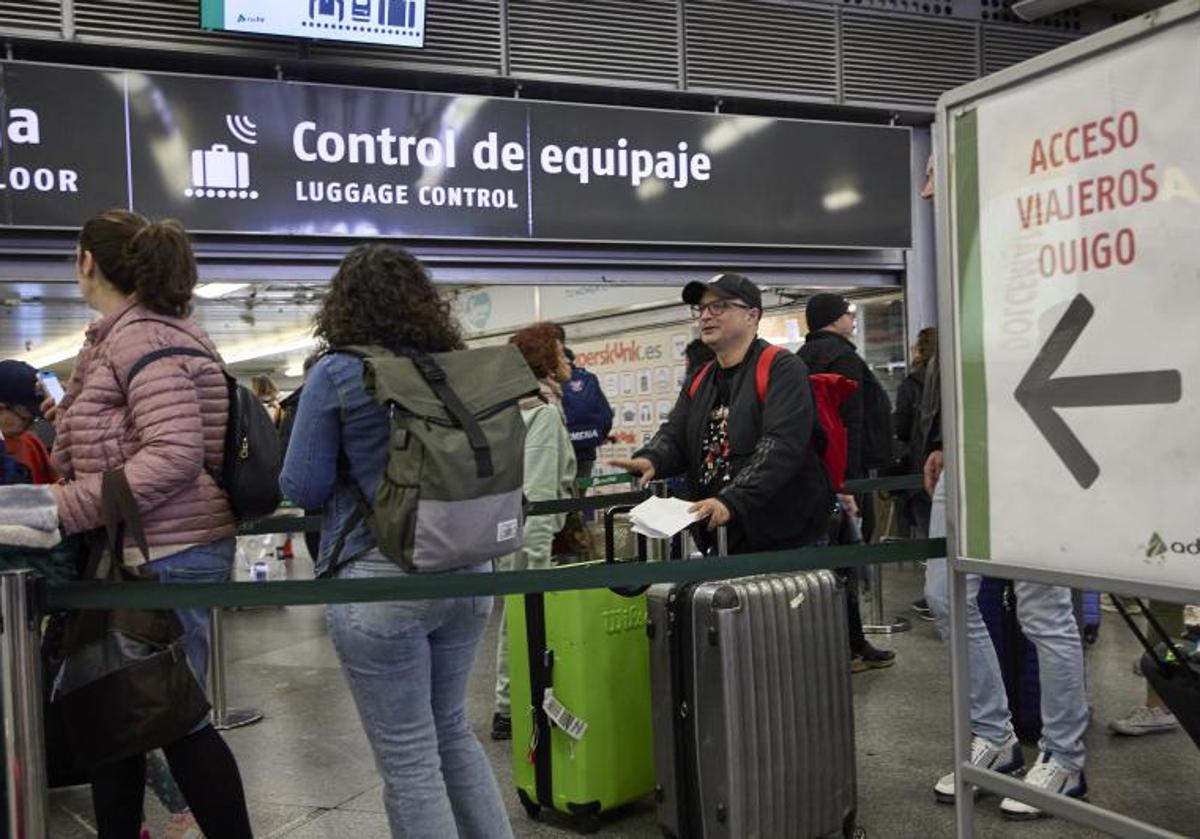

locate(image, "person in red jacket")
[[0, 360, 56, 484]]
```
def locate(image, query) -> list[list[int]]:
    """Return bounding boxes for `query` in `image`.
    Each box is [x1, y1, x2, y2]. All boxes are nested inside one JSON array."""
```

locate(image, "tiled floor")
[[46, 556, 1200, 838]]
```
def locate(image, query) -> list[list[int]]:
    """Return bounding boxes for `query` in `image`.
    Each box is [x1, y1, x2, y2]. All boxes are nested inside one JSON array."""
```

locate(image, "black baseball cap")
[[682, 272, 762, 311]]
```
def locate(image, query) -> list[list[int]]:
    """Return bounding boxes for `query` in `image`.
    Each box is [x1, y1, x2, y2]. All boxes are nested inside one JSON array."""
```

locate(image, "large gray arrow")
[[1014, 293, 1182, 490]]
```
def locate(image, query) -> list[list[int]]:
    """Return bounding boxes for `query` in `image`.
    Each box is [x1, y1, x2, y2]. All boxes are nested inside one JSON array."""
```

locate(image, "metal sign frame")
[[934, 2, 1200, 836]]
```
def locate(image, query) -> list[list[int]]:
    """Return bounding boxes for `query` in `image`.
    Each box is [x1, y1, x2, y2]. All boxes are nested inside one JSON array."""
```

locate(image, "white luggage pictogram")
[[191, 143, 250, 190]]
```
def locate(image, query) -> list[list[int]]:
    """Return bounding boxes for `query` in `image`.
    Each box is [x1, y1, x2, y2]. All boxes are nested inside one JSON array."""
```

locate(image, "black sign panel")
[[0, 62, 912, 248], [0, 64, 128, 227]]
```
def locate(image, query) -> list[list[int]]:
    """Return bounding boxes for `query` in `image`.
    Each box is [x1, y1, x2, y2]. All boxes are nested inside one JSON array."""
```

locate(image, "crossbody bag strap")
[[413, 353, 493, 479], [90, 469, 150, 579]]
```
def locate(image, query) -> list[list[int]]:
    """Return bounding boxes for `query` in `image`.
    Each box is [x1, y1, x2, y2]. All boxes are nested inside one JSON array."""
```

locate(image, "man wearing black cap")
[[800, 293, 897, 672], [0, 360, 56, 484], [612, 273, 832, 553]]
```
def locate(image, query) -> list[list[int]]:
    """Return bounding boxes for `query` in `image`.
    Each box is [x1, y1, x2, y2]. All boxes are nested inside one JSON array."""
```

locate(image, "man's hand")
[[608, 457, 656, 487], [688, 497, 731, 531], [837, 493, 859, 519], [924, 449, 944, 497]]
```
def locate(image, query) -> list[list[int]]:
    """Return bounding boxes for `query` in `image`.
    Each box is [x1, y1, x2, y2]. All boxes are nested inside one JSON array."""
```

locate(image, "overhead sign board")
[[0, 62, 911, 249], [948, 13, 1200, 588], [201, 0, 427, 48]]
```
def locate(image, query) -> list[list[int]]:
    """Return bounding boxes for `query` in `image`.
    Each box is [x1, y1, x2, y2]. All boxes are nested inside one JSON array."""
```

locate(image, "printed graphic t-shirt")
[[699, 363, 741, 496]]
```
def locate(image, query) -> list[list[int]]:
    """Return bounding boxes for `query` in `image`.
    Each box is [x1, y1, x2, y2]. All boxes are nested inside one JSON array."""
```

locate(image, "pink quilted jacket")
[[51, 301, 237, 547]]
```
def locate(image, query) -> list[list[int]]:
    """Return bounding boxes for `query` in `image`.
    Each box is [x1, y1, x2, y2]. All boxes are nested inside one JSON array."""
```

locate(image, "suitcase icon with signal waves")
[[191, 144, 250, 190]]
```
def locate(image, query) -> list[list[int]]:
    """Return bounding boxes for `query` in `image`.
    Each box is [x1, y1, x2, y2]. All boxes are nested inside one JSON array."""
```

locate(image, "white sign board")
[[206, 0, 427, 48], [954, 15, 1200, 588]]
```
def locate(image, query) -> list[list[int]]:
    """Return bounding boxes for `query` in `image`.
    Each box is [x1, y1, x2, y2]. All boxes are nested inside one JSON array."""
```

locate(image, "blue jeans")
[[328, 555, 513, 839], [146, 538, 236, 694], [924, 476, 1088, 770]]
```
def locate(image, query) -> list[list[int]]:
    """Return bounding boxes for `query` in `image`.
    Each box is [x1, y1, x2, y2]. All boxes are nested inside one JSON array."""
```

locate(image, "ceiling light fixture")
[[221, 331, 317, 365], [194, 282, 250, 299]]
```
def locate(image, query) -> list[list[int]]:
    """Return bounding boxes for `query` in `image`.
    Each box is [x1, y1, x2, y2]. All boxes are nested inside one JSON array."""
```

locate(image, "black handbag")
[[50, 470, 211, 769]]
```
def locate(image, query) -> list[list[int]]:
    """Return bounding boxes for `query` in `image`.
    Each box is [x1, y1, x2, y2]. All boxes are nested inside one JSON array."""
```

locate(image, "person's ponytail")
[[79, 210, 197, 317], [124, 220, 197, 317]]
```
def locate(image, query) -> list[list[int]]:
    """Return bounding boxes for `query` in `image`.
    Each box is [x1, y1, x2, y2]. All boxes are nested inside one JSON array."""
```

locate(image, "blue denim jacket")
[[279, 352, 388, 578]]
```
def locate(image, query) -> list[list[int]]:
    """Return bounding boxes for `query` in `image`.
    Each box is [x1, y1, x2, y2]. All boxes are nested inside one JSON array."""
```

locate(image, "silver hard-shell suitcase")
[[647, 570, 856, 838]]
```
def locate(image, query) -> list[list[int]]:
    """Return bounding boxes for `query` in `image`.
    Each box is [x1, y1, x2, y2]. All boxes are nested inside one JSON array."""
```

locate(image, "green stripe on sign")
[[954, 109, 991, 559], [200, 0, 224, 30]]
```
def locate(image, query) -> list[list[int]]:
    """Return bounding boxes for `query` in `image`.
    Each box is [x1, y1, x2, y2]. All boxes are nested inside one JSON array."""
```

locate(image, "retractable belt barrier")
[[44, 539, 945, 611], [36, 474, 938, 612], [239, 476, 924, 537]]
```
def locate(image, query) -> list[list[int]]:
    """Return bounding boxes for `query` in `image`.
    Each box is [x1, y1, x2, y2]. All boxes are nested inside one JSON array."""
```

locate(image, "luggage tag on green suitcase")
[[542, 688, 588, 741]]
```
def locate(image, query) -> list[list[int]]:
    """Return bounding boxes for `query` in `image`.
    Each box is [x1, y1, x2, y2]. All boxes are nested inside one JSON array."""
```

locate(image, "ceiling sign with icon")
[[0, 61, 911, 248], [201, 0, 427, 48]]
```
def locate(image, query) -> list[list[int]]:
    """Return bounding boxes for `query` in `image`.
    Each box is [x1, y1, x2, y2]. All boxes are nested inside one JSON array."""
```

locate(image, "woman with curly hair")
[[490, 322, 575, 740], [280, 243, 512, 838]]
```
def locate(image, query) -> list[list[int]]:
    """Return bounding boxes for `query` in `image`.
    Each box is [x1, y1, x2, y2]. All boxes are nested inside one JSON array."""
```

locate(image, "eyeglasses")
[[690, 300, 751, 319]]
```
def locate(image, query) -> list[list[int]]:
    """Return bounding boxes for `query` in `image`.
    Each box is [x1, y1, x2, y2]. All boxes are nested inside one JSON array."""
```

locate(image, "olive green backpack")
[[327, 345, 539, 574]]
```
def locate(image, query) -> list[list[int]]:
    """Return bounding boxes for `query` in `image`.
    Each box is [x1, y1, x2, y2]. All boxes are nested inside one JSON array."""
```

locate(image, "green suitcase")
[[505, 571, 656, 833]]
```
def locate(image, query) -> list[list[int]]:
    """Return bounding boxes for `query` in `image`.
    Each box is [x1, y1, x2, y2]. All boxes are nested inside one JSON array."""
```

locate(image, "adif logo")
[[1143, 532, 1200, 558], [1146, 533, 1168, 558]]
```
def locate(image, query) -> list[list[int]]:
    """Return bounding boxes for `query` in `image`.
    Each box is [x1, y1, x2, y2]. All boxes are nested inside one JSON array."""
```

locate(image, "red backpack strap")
[[687, 361, 715, 399], [755, 344, 783, 403]]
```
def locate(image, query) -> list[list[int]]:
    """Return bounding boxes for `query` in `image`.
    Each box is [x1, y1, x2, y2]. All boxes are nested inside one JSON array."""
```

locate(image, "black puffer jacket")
[[798, 331, 870, 480], [634, 338, 833, 553]]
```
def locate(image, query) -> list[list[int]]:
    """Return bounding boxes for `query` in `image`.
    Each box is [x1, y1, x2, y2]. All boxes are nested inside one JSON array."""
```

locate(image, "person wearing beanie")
[[0, 360, 56, 484], [798, 294, 897, 674]]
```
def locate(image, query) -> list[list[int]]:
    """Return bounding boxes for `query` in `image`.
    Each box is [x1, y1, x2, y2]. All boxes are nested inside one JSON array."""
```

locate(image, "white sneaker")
[[933, 733, 1024, 803], [1109, 704, 1179, 736], [1000, 752, 1087, 820]]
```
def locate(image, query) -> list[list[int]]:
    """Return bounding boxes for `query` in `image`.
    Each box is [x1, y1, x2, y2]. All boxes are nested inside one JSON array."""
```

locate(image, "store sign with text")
[[0, 62, 911, 248]]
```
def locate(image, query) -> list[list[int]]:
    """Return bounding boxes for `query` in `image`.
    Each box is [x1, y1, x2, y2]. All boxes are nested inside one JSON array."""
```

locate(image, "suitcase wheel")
[[517, 788, 541, 821], [567, 802, 602, 835]]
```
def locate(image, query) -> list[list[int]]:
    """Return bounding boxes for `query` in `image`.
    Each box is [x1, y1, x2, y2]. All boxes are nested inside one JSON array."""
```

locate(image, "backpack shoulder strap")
[[687, 361, 715, 399], [127, 347, 215, 387], [754, 344, 783, 404]]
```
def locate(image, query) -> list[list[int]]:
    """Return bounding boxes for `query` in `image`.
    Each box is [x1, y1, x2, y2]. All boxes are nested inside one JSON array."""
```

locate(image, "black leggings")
[[90, 725, 252, 838]]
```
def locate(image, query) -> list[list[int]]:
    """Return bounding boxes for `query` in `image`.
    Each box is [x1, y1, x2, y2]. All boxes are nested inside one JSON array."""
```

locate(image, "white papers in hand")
[[628, 495, 699, 540]]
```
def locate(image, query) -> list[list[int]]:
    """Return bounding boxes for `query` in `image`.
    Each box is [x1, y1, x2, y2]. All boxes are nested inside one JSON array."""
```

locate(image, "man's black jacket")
[[798, 331, 869, 480], [634, 338, 833, 553]]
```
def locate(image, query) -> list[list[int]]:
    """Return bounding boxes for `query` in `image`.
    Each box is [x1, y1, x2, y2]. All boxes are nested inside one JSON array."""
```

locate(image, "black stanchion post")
[[207, 607, 263, 731]]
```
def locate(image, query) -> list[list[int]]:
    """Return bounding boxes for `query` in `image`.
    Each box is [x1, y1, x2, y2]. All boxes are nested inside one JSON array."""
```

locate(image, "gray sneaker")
[[1109, 704, 1179, 736], [933, 733, 1024, 803]]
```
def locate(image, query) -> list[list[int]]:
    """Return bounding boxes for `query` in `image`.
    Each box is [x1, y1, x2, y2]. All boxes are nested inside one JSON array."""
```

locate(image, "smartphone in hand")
[[39, 371, 65, 405]]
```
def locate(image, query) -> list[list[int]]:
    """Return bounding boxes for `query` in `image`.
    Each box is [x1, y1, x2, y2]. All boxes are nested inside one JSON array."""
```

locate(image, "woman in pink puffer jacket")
[[48, 209, 252, 838]]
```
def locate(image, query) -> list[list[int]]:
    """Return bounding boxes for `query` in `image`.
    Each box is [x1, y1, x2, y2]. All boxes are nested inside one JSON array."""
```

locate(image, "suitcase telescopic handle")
[[604, 505, 650, 598]]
